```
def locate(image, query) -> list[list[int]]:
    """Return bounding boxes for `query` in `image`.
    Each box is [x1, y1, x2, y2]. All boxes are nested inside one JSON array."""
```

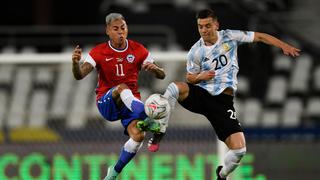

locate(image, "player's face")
[[197, 17, 219, 44], [106, 19, 128, 48]]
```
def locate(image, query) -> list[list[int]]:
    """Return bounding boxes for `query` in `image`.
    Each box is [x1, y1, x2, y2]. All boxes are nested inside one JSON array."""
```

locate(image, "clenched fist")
[[72, 45, 82, 64]]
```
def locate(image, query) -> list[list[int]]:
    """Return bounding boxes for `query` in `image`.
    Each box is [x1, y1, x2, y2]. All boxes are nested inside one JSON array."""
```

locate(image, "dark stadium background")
[[0, 0, 319, 179]]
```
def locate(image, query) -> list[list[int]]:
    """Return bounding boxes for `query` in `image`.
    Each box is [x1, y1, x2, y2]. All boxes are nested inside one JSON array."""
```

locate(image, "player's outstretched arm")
[[72, 45, 94, 80], [142, 62, 166, 79], [253, 32, 301, 57]]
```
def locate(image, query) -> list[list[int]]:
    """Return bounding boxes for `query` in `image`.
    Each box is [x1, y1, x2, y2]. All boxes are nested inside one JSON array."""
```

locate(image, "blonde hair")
[[105, 13, 125, 26]]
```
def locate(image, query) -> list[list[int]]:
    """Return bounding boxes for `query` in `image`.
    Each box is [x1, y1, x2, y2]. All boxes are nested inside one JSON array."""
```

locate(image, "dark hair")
[[196, 9, 217, 20]]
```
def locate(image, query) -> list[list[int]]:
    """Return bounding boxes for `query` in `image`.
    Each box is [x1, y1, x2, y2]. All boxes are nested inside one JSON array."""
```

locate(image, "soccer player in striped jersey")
[[72, 13, 165, 180], [148, 9, 300, 180]]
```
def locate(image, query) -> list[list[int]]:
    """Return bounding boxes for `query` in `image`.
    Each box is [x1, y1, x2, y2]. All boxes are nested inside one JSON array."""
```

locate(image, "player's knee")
[[113, 84, 131, 100], [116, 83, 130, 94], [174, 81, 185, 90], [174, 81, 189, 100]]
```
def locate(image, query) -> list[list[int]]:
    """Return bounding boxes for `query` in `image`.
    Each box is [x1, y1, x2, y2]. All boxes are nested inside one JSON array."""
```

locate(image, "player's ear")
[[105, 25, 109, 36], [214, 20, 219, 30]]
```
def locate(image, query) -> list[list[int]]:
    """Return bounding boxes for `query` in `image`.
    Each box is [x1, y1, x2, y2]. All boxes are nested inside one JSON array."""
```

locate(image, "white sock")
[[220, 147, 246, 178], [114, 138, 143, 173], [163, 82, 179, 110], [120, 89, 142, 112], [124, 138, 143, 153], [158, 83, 179, 133]]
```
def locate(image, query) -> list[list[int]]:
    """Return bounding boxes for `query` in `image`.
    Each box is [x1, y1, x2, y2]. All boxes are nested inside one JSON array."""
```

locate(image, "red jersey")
[[84, 39, 154, 101]]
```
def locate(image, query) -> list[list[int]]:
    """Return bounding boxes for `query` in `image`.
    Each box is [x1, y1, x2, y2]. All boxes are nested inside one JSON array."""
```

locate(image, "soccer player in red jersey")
[[71, 13, 165, 180]]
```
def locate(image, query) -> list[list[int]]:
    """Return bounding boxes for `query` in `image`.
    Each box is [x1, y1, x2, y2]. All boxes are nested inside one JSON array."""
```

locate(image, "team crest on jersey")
[[223, 43, 230, 52], [126, 54, 135, 63]]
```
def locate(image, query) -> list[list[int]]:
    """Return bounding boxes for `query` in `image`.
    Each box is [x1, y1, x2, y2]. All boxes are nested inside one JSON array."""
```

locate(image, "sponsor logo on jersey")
[[105, 57, 113, 61], [126, 54, 135, 63], [116, 57, 123, 62]]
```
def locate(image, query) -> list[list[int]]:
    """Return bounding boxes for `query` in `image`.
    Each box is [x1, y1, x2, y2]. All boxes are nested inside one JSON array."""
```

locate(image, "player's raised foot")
[[216, 166, 226, 180], [136, 118, 161, 133], [148, 132, 165, 152], [104, 166, 118, 180]]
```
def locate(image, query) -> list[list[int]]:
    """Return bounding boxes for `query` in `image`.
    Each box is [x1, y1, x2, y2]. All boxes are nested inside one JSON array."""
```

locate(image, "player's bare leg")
[[216, 132, 246, 180]]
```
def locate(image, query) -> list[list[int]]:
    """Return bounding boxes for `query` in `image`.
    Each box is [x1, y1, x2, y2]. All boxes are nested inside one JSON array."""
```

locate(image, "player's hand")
[[142, 63, 159, 72], [142, 62, 165, 79], [72, 45, 82, 64], [281, 44, 301, 57], [141, 63, 163, 74], [197, 70, 215, 81]]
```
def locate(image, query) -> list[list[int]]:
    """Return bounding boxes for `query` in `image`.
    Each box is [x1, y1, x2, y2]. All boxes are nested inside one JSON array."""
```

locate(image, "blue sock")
[[114, 138, 142, 173], [120, 89, 147, 119], [114, 148, 136, 173], [131, 100, 147, 119]]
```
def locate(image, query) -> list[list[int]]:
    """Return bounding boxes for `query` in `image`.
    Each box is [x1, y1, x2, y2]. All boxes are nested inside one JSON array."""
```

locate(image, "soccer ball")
[[144, 94, 170, 120]]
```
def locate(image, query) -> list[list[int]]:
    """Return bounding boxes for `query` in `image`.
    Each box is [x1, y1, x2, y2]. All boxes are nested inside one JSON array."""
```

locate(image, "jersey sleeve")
[[84, 53, 96, 67], [84, 49, 98, 67], [142, 52, 155, 65], [139, 44, 154, 64], [186, 47, 201, 74], [226, 29, 254, 43]]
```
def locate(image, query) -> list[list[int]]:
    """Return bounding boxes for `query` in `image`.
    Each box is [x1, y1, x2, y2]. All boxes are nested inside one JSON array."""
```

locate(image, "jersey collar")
[[108, 39, 128, 52], [200, 31, 221, 48]]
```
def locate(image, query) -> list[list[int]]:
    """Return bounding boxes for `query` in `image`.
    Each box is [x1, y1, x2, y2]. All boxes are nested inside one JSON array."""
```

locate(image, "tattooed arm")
[[72, 45, 94, 80]]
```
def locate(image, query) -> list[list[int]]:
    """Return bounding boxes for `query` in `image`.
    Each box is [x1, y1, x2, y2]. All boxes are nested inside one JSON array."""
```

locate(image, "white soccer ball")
[[144, 94, 170, 120]]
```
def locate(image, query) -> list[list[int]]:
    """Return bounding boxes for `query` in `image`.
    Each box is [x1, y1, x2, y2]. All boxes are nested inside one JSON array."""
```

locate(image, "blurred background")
[[0, 0, 320, 179]]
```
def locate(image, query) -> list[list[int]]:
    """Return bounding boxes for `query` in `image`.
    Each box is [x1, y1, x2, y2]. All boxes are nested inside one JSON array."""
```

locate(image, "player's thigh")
[[97, 88, 119, 121], [179, 84, 208, 114], [206, 94, 243, 142]]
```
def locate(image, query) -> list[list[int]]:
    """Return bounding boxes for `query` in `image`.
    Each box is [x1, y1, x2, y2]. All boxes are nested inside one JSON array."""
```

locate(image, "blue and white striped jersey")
[[186, 29, 254, 96]]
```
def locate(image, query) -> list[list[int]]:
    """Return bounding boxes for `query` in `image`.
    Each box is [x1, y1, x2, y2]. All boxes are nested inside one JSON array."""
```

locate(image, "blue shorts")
[[96, 88, 147, 135]]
